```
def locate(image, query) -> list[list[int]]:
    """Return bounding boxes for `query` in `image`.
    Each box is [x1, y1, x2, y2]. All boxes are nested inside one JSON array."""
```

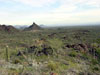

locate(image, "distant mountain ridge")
[[14, 25, 29, 30]]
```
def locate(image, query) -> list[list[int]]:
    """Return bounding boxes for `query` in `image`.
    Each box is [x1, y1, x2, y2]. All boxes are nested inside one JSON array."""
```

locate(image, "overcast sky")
[[0, 0, 100, 26]]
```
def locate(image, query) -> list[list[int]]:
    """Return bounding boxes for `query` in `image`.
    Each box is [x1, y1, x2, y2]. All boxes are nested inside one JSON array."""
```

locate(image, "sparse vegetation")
[[0, 25, 100, 75]]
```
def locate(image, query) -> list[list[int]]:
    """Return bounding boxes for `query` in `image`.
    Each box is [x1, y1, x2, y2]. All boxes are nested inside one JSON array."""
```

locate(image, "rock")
[[21, 72, 32, 75], [66, 45, 72, 48], [28, 46, 37, 53], [66, 68, 78, 75], [17, 51, 27, 56], [42, 47, 53, 55], [48, 33, 57, 38], [78, 44, 88, 51], [51, 73, 58, 75], [66, 43, 89, 52], [17, 45, 53, 56]]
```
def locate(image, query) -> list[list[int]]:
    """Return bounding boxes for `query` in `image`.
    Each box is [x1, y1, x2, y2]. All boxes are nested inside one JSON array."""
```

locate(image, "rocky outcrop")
[[17, 45, 53, 56], [66, 43, 88, 52]]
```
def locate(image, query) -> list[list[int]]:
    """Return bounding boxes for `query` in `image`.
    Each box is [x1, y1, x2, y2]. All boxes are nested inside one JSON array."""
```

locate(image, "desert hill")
[[0, 25, 19, 32], [24, 22, 41, 31]]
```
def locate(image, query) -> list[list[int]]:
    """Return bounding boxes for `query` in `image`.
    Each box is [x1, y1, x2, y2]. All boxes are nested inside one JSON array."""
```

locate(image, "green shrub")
[[69, 51, 77, 57], [47, 61, 59, 71], [93, 66, 99, 71], [91, 43, 98, 48], [91, 59, 98, 65], [96, 48, 100, 57], [96, 39, 100, 44], [47, 38, 64, 52], [82, 53, 89, 59], [13, 59, 22, 64]]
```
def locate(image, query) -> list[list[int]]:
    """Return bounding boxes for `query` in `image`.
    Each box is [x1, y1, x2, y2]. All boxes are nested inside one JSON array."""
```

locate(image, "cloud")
[[60, 0, 100, 7], [52, 5, 77, 13], [86, 0, 100, 8], [0, 0, 100, 25], [0, 8, 100, 25], [0, 0, 100, 8], [0, 0, 57, 7]]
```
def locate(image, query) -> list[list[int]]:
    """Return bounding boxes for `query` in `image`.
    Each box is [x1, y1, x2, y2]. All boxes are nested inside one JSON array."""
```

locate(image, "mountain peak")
[[32, 22, 36, 25], [24, 22, 41, 31]]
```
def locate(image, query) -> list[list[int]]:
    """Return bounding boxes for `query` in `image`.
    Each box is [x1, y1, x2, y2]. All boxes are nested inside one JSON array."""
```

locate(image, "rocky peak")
[[24, 22, 41, 31]]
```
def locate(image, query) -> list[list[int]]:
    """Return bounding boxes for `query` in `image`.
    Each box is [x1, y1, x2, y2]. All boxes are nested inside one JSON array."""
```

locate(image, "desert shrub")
[[91, 59, 98, 65], [17, 56, 26, 62], [47, 61, 59, 71], [69, 51, 77, 57], [91, 43, 98, 48], [81, 53, 89, 60], [13, 59, 22, 64], [92, 66, 99, 71], [96, 48, 100, 57], [96, 38, 100, 44], [47, 38, 64, 55], [59, 63, 68, 70]]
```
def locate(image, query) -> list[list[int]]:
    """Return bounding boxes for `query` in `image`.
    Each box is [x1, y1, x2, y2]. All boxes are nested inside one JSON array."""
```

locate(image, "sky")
[[0, 0, 100, 26]]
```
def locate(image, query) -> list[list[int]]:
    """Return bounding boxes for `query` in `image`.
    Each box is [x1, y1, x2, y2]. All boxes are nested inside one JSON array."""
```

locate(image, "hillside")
[[0, 25, 19, 32], [0, 26, 100, 75]]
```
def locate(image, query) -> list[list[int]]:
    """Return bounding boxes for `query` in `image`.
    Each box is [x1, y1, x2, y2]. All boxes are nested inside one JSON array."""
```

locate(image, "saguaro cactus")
[[5, 45, 9, 62]]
